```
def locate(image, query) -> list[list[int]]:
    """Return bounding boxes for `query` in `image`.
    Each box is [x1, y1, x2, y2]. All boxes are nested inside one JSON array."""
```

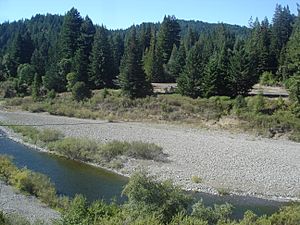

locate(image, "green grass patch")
[[191, 175, 203, 184]]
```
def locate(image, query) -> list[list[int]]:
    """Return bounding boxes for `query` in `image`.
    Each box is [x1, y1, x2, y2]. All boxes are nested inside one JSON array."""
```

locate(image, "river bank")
[[0, 110, 300, 202], [0, 179, 60, 224]]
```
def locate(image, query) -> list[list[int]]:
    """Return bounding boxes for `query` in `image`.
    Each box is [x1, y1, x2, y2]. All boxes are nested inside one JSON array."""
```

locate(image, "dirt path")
[[0, 110, 299, 201]]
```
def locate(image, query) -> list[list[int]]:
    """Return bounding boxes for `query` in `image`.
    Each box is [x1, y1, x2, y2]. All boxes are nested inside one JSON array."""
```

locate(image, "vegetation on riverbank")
[[4, 90, 300, 142], [0, 155, 68, 210], [0, 160, 299, 225], [4, 124, 165, 168]]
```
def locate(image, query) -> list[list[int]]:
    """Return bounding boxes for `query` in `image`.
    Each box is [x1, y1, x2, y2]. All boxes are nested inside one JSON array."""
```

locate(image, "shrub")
[[191, 175, 203, 184], [38, 129, 64, 143], [72, 82, 91, 102], [48, 138, 99, 161], [0, 155, 17, 182], [260, 71, 277, 86], [0, 80, 17, 98], [122, 171, 192, 224], [125, 141, 164, 161], [9, 125, 40, 144], [192, 200, 233, 225]]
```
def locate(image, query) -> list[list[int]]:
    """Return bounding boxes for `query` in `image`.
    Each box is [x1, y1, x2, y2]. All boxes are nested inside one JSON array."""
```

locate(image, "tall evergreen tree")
[[282, 6, 300, 79], [143, 29, 158, 82], [73, 16, 95, 84], [271, 4, 294, 69], [157, 16, 181, 64], [177, 42, 204, 98], [89, 26, 114, 88], [228, 40, 253, 96], [165, 41, 186, 81], [111, 33, 125, 77], [118, 26, 152, 98], [59, 8, 83, 59]]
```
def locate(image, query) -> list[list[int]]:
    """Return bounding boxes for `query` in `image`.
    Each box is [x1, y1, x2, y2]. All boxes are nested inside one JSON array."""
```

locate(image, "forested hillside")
[[0, 4, 299, 100]]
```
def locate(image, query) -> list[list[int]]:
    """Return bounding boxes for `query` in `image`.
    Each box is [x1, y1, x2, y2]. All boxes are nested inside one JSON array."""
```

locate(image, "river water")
[[0, 131, 286, 219]]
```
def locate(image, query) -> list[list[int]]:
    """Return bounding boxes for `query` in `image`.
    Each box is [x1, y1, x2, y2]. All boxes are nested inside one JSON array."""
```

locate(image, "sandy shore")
[[0, 110, 299, 202]]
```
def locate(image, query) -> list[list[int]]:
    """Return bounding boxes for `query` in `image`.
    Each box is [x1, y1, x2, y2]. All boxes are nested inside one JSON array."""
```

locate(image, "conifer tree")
[[157, 16, 181, 64], [73, 16, 95, 84], [143, 29, 159, 82], [32, 73, 42, 101], [118, 26, 152, 98], [89, 26, 114, 89], [165, 42, 186, 81], [228, 40, 253, 96], [282, 6, 300, 79], [59, 8, 83, 59], [177, 42, 204, 98]]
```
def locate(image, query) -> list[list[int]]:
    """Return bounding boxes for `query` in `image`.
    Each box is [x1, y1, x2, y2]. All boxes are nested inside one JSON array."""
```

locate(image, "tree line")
[[0, 4, 299, 100]]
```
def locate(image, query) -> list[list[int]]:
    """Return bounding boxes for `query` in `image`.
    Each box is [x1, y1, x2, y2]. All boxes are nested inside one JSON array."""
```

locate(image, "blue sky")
[[0, 0, 298, 29]]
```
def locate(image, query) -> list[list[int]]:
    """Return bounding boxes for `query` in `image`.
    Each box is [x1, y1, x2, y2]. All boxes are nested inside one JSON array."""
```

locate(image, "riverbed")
[[0, 131, 287, 219]]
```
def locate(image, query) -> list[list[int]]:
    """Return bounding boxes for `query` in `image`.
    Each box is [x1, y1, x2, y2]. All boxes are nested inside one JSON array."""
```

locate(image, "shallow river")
[[0, 131, 286, 219]]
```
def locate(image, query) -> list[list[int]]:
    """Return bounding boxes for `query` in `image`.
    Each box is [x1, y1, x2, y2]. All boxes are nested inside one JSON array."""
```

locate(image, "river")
[[0, 131, 286, 219]]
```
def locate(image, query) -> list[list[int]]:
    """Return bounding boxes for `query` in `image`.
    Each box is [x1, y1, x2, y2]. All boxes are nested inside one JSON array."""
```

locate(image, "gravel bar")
[[0, 110, 299, 201], [0, 181, 60, 224]]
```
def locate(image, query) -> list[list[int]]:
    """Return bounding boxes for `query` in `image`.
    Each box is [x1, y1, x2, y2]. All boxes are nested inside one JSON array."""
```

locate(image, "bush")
[[0, 80, 17, 98], [122, 171, 192, 224], [48, 138, 99, 161], [72, 82, 91, 102], [38, 129, 64, 143], [0, 155, 60, 208], [192, 200, 233, 225], [191, 175, 203, 184], [260, 71, 277, 86], [9, 125, 40, 144]]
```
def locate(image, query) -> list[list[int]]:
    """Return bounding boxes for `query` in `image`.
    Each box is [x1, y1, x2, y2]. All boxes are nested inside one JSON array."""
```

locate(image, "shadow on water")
[[0, 130, 287, 219]]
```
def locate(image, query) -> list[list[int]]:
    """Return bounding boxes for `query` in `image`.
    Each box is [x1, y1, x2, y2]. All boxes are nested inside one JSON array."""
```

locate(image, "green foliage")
[[38, 129, 64, 143], [192, 200, 233, 225], [71, 81, 91, 101], [285, 76, 300, 104], [31, 73, 42, 101], [0, 155, 61, 208], [247, 94, 265, 114], [118, 26, 153, 98], [0, 79, 17, 98], [191, 175, 203, 184], [260, 71, 277, 86], [48, 137, 99, 161], [123, 171, 192, 224], [89, 26, 114, 89], [66, 72, 79, 91], [177, 42, 205, 98]]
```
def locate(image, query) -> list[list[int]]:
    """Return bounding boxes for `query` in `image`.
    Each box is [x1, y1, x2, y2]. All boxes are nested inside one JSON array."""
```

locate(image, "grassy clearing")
[[4, 89, 300, 141], [7, 125, 165, 168]]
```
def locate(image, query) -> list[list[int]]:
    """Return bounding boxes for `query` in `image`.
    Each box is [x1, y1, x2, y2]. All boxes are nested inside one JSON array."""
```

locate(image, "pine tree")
[[228, 40, 254, 96], [202, 53, 219, 98], [143, 29, 159, 82], [112, 33, 125, 76], [118, 26, 152, 98], [177, 42, 204, 98], [157, 16, 181, 64], [89, 26, 115, 89], [59, 8, 83, 59], [165, 42, 186, 81], [32, 73, 42, 101], [73, 16, 95, 84], [270, 4, 294, 72], [283, 6, 300, 79]]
